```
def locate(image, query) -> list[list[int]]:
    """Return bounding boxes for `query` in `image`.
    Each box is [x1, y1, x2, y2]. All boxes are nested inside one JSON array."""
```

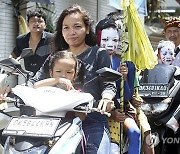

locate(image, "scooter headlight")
[[4, 145, 48, 154]]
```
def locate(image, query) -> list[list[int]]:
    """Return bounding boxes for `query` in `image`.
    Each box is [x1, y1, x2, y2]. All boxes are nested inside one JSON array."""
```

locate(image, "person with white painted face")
[[156, 40, 175, 65]]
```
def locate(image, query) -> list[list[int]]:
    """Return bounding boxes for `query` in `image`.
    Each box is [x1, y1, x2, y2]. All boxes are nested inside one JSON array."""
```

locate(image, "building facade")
[[0, 0, 117, 60]]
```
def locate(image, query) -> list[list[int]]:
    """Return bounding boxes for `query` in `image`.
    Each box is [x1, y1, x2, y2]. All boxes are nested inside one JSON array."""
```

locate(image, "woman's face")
[[62, 13, 89, 48], [49, 58, 76, 82], [100, 27, 119, 52]]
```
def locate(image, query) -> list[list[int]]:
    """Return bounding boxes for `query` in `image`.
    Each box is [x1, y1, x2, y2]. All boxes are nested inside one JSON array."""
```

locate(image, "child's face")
[[49, 58, 76, 82], [159, 45, 175, 65], [100, 27, 119, 52]]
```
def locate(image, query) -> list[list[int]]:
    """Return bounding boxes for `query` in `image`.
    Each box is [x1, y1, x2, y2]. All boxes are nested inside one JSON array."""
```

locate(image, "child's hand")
[[110, 109, 125, 123], [0, 86, 11, 99], [98, 98, 114, 113], [57, 78, 74, 91], [118, 63, 128, 80], [131, 97, 143, 109]]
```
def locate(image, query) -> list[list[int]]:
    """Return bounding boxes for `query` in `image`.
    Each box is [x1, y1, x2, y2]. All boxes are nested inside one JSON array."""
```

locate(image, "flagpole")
[[119, 1, 128, 153]]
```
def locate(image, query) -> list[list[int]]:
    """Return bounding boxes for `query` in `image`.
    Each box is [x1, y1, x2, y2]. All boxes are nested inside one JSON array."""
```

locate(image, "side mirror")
[[0, 58, 21, 72], [84, 67, 121, 86], [17, 48, 33, 61], [0, 58, 33, 85], [96, 67, 122, 82]]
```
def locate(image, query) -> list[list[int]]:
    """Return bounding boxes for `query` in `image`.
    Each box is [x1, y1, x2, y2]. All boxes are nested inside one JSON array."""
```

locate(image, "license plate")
[[3, 117, 61, 138], [138, 83, 169, 97]]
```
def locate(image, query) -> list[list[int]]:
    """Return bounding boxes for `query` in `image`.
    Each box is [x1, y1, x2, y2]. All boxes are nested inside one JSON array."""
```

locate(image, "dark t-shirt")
[[13, 31, 53, 74]]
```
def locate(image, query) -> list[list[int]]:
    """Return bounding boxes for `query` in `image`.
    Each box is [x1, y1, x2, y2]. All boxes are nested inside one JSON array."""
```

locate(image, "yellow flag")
[[122, 0, 157, 70]]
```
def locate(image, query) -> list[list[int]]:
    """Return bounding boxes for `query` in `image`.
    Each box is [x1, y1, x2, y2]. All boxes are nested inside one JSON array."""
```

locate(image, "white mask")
[[100, 28, 119, 52], [159, 45, 175, 65]]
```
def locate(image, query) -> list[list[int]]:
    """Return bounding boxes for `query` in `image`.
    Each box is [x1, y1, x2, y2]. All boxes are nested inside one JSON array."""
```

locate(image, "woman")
[[28, 4, 116, 154]]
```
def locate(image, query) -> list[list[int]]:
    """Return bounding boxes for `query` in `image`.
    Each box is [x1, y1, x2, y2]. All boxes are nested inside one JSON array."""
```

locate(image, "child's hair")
[[27, 8, 47, 23], [48, 50, 85, 83], [49, 50, 78, 74], [95, 18, 118, 46], [157, 40, 175, 50]]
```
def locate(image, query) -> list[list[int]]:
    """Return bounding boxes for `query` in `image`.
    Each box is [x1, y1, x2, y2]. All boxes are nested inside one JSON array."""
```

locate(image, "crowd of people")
[[0, 3, 180, 154]]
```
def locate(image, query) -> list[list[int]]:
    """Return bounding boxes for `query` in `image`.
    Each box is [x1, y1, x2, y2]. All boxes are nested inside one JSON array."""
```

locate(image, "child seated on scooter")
[[33, 50, 86, 120], [33, 50, 78, 91], [156, 40, 179, 133], [96, 17, 154, 154], [156, 40, 175, 65]]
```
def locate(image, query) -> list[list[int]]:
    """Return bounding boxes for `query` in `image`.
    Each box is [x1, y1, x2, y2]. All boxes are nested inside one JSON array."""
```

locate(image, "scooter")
[[138, 64, 180, 154], [0, 48, 34, 88], [0, 57, 121, 154], [2, 86, 94, 154], [0, 49, 34, 151]]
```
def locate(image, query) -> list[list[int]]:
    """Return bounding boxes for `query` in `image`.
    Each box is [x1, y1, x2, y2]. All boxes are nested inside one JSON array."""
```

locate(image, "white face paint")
[[100, 27, 119, 52], [159, 45, 175, 65]]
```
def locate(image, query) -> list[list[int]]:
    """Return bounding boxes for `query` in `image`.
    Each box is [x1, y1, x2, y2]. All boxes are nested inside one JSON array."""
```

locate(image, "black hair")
[[27, 8, 47, 23], [95, 18, 117, 34], [53, 4, 97, 51], [49, 50, 77, 74], [95, 18, 118, 46], [48, 50, 85, 82]]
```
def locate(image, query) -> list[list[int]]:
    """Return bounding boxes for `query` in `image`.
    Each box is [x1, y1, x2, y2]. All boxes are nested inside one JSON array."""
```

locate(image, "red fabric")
[[97, 30, 102, 46]]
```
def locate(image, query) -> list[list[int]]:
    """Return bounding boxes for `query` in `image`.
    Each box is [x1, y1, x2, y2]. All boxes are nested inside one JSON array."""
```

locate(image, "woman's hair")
[[53, 4, 97, 51]]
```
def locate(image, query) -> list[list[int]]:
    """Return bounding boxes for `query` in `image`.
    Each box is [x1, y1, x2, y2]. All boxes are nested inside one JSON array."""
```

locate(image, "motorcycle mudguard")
[[12, 85, 94, 117]]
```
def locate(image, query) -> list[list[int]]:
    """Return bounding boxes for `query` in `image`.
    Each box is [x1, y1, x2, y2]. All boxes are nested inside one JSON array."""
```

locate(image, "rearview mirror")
[[96, 67, 121, 82], [84, 67, 121, 86], [17, 48, 33, 61], [0, 58, 21, 72], [0, 58, 32, 75]]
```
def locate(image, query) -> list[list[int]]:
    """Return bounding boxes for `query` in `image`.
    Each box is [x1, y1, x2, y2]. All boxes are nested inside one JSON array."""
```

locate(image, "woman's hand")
[[118, 63, 128, 80], [110, 109, 125, 123]]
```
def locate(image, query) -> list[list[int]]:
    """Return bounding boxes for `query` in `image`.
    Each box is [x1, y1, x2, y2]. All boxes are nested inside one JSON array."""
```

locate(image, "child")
[[34, 50, 78, 90], [156, 40, 179, 133], [96, 18, 140, 154], [96, 17, 154, 154], [156, 40, 175, 65], [34, 50, 87, 120]]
